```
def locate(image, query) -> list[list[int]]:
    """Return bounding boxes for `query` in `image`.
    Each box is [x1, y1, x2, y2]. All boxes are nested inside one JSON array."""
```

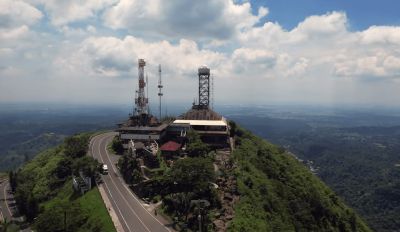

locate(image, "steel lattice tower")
[[198, 66, 210, 109], [135, 59, 148, 116]]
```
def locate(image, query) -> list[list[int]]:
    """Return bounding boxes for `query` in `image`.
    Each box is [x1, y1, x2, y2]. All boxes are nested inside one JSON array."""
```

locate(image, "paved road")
[[90, 132, 172, 232], [0, 178, 14, 222]]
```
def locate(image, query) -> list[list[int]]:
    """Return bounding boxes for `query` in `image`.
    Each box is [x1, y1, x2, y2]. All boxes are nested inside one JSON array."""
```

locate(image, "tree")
[[26, 194, 39, 222], [186, 130, 209, 157], [8, 171, 17, 193], [64, 135, 89, 158], [111, 136, 124, 155], [167, 157, 214, 194], [118, 155, 141, 184], [229, 120, 237, 137], [71, 156, 99, 177], [53, 158, 72, 179], [35, 201, 88, 232]]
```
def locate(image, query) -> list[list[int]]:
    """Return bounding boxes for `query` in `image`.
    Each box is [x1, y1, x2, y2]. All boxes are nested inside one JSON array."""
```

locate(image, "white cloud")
[[293, 11, 348, 36], [0, 25, 29, 40], [103, 0, 267, 40], [360, 26, 400, 45], [235, 11, 400, 80], [0, 0, 42, 28], [73, 36, 228, 78], [2, 2, 400, 106], [26, 0, 116, 26]]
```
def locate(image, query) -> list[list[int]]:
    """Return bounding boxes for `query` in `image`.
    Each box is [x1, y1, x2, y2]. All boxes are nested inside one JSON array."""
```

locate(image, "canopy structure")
[[160, 141, 182, 152]]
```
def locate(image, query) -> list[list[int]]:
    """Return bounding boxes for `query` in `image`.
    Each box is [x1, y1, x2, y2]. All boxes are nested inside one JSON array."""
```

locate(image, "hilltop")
[[8, 123, 372, 231]]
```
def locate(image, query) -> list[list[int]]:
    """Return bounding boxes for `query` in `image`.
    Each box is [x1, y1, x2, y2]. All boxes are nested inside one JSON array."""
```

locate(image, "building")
[[170, 115, 229, 147], [117, 58, 168, 147], [160, 141, 182, 159], [167, 66, 230, 147]]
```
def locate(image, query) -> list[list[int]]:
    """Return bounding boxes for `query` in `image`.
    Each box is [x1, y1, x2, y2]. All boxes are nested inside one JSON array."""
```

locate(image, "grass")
[[78, 187, 116, 232], [40, 180, 116, 232]]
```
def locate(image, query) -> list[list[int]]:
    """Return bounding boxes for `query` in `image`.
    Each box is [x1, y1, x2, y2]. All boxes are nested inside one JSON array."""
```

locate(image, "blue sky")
[[253, 0, 400, 30], [0, 0, 400, 107]]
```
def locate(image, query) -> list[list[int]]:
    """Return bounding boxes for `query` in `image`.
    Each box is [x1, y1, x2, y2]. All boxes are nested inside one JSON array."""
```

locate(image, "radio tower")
[[198, 66, 210, 109], [158, 64, 163, 121], [211, 74, 214, 110], [135, 59, 149, 118]]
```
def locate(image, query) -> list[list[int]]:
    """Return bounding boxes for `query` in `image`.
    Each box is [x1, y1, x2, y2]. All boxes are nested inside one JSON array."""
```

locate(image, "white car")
[[102, 164, 109, 175]]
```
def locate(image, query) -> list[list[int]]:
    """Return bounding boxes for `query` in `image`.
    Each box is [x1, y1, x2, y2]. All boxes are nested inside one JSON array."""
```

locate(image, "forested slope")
[[229, 125, 371, 232], [11, 133, 115, 232]]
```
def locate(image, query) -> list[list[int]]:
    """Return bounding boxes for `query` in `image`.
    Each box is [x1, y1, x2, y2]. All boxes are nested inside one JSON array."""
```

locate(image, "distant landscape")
[[223, 105, 400, 232], [1, 103, 400, 231], [0, 103, 126, 170]]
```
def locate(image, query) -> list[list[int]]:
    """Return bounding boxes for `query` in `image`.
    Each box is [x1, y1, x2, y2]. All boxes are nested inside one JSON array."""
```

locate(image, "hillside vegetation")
[[228, 124, 372, 232], [11, 133, 115, 232]]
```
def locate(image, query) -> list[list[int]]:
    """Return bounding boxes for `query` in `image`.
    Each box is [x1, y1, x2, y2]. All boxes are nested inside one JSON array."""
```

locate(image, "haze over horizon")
[[1, 0, 400, 107]]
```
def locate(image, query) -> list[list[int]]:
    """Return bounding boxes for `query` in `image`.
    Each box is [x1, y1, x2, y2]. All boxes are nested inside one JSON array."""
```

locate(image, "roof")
[[173, 119, 227, 126], [160, 141, 181, 152], [181, 108, 222, 120], [117, 123, 168, 132]]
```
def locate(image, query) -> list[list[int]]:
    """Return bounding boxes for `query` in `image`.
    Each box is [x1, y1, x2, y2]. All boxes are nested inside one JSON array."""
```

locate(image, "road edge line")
[[90, 134, 126, 232]]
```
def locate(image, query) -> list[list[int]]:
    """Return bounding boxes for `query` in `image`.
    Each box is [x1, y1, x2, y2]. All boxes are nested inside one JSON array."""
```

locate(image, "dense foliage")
[[12, 133, 115, 232], [118, 132, 217, 231], [232, 113, 400, 231], [186, 130, 210, 157], [111, 136, 124, 155], [228, 126, 372, 232]]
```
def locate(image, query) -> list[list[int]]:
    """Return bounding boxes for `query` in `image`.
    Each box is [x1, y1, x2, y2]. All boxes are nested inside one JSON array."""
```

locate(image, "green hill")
[[229, 124, 371, 231], [11, 133, 115, 232], [10, 124, 371, 232]]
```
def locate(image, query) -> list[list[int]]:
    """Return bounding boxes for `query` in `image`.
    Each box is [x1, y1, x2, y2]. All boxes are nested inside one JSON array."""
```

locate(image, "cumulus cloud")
[[72, 36, 228, 79], [360, 26, 400, 45], [26, 0, 116, 26], [0, 25, 29, 40], [0, 0, 42, 28], [103, 0, 267, 40], [2, 1, 400, 106]]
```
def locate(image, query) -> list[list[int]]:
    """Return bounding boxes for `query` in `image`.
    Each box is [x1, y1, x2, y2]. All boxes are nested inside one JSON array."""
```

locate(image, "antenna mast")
[[198, 66, 210, 109], [135, 59, 148, 116], [211, 74, 214, 110], [158, 64, 163, 121]]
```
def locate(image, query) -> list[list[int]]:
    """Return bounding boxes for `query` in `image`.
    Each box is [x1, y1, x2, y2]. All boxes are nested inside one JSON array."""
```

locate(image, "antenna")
[[158, 64, 163, 121], [198, 66, 210, 109], [146, 74, 149, 114], [135, 59, 148, 115], [211, 74, 214, 110]]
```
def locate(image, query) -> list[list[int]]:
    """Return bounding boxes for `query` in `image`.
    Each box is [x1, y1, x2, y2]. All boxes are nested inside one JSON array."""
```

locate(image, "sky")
[[1, 0, 400, 108]]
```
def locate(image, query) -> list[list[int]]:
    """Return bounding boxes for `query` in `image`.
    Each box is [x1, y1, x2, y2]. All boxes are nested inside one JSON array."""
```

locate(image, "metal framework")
[[135, 59, 148, 116], [198, 66, 210, 108], [211, 74, 214, 110], [158, 64, 163, 120]]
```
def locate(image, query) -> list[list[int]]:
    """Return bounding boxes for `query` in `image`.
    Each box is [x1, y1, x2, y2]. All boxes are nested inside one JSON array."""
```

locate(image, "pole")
[[198, 214, 202, 232], [64, 211, 67, 232]]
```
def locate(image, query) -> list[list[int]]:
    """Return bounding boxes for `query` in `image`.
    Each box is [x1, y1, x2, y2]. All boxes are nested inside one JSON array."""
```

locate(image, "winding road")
[[89, 132, 172, 232], [0, 178, 14, 222]]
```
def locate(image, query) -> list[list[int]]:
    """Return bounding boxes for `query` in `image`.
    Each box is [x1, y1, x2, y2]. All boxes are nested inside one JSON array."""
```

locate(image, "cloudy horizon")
[[1, 0, 400, 107]]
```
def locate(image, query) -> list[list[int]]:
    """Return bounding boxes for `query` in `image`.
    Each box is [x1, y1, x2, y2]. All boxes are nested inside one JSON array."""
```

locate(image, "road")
[[0, 178, 14, 222], [89, 132, 172, 232]]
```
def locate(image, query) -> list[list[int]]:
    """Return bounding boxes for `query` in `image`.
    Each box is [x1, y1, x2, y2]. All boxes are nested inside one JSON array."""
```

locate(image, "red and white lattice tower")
[[135, 59, 148, 116]]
